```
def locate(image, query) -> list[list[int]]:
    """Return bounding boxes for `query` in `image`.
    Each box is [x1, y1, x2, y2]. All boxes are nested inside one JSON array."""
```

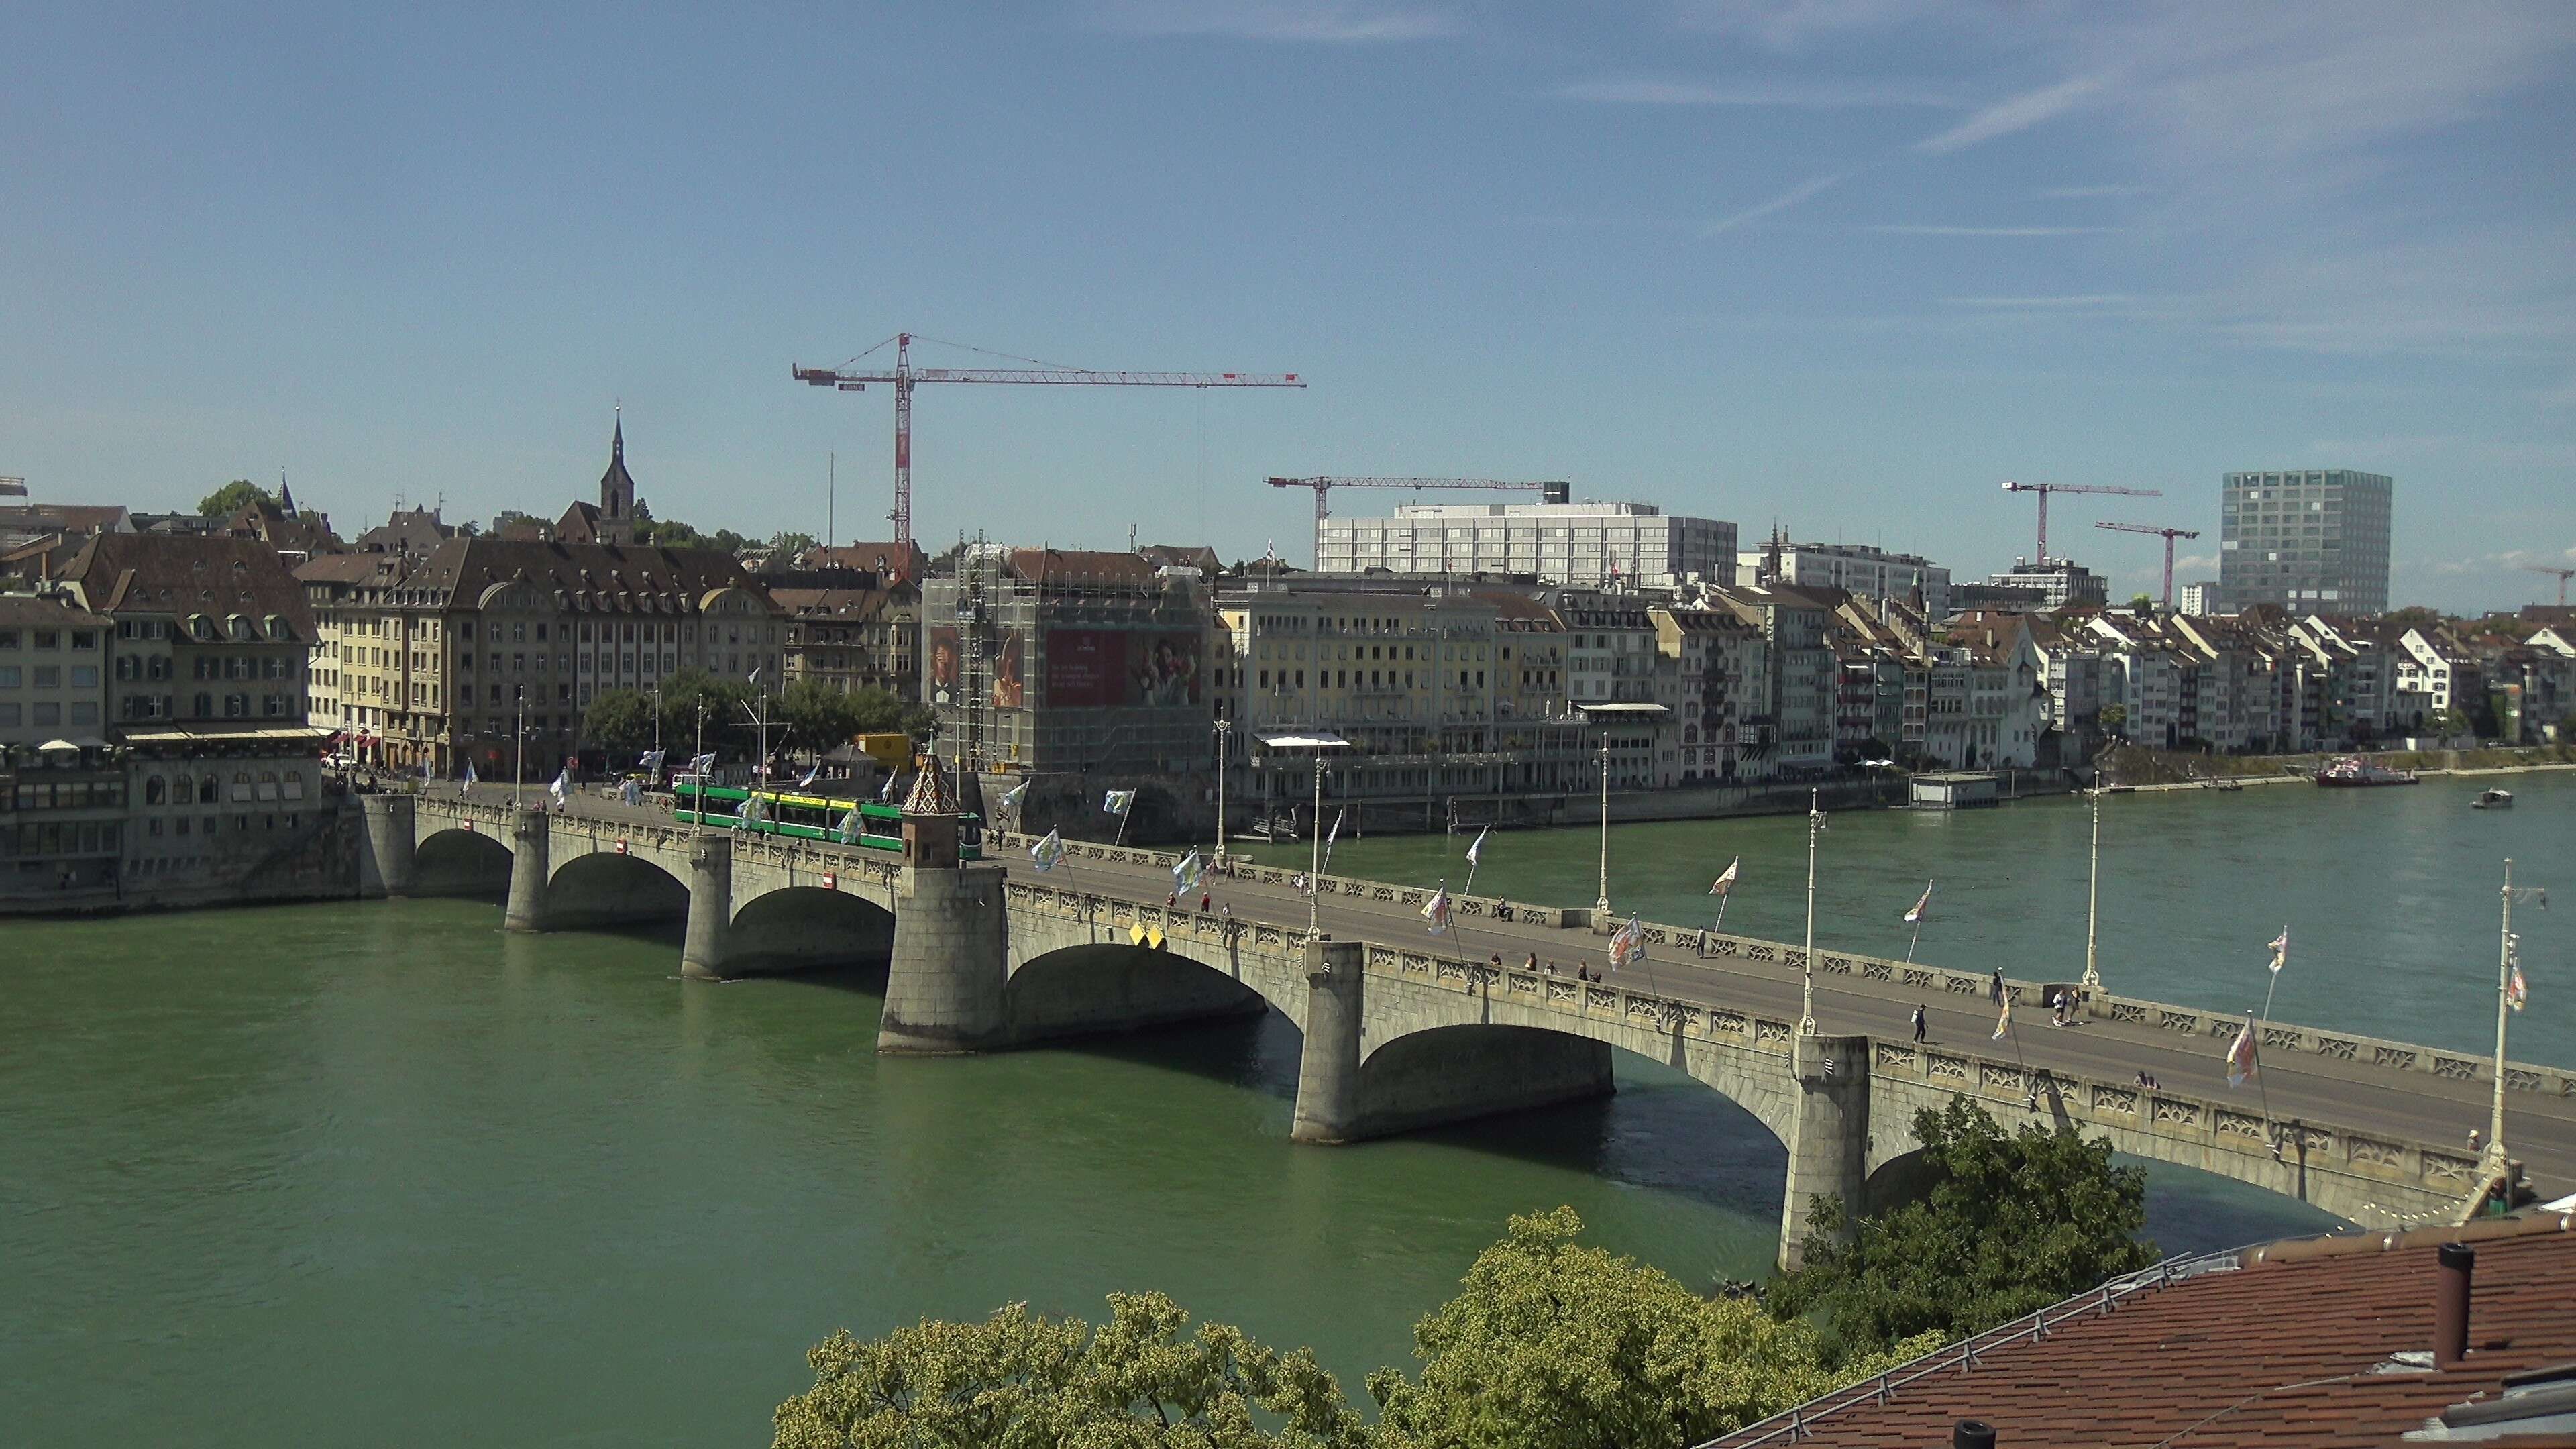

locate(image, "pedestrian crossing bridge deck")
[[361, 793, 2575, 1267]]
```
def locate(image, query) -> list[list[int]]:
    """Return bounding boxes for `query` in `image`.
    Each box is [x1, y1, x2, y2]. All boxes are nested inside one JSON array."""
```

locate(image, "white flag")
[[880, 771, 903, 802], [1465, 825, 1489, 867], [837, 807, 861, 844], [1322, 808, 1344, 871], [1000, 780, 1029, 814], [462, 762, 478, 788], [548, 768, 570, 808], [1903, 879, 1933, 925], [1030, 828, 1066, 873], [2267, 926, 2290, 975], [1710, 856, 1739, 897], [797, 763, 820, 789], [1173, 850, 1205, 895], [1421, 883, 1452, 935]]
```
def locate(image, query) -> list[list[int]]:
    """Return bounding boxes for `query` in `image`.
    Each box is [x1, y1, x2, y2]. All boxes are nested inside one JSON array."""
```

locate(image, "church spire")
[[598, 407, 638, 539], [612, 403, 623, 460]]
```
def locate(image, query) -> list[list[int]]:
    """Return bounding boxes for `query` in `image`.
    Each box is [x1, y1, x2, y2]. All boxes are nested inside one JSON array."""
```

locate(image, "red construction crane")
[[2001, 480, 2161, 561], [1263, 475, 1568, 521], [2095, 521, 2202, 608], [2524, 564, 2576, 606], [794, 333, 1305, 547]]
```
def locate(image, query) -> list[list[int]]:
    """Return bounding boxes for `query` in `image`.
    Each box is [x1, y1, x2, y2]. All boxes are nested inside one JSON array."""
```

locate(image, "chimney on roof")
[[2435, 1241, 2473, 1368], [1953, 1420, 1996, 1448]]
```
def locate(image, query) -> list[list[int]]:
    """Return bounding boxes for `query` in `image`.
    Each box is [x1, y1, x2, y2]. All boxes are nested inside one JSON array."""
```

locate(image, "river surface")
[[6, 885, 2364, 1446], [1254, 770, 2574, 1064]]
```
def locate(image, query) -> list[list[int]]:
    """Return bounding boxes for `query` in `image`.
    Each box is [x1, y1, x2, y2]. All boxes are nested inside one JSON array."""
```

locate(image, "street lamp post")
[[511, 692, 525, 808], [1800, 787, 1824, 1036], [1595, 730, 1612, 918], [2081, 787, 2104, 995], [1213, 716, 1232, 873], [2483, 858, 2542, 1190], [1261, 733, 1348, 940]]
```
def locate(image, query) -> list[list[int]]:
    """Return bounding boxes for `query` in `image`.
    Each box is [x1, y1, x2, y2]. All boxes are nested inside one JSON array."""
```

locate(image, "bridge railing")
[[986, 826, 2575, 1105]]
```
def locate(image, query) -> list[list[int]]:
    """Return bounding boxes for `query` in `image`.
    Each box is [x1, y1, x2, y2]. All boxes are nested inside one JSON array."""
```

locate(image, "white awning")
[[35, 737, 80, 753], [1259, 733, 1350, 749], [1574, 703, 1670, 717]]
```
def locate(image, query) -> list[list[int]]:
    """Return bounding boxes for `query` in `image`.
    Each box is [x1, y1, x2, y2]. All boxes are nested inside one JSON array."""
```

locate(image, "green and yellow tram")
[[672, 780, 984, 859]]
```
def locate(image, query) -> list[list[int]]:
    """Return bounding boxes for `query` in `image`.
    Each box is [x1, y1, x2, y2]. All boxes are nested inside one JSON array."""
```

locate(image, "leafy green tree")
[[581, 688, 659, 755], [780, 677, 859, 754], [490, 508, 547, 536], [771, 529, 820, 556], [2097, 702, 2129, 737], [1368, 1208, 1933, 1449], [199, 479, 274, 517], [2127, 593, 2155, 613], [1766, 1097, 2156, 1360], [771, 1292, 1374, 1449], [656, 668, 755, 757], [2427, 706, 2469, 739]]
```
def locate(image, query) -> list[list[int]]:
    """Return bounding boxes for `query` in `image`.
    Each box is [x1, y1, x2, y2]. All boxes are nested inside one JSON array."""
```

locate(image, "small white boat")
[[2472, 788, 2514, 810]]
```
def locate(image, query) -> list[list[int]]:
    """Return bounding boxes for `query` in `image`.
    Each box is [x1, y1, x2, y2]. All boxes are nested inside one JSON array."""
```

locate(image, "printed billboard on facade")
[[1042, 629, 1201, 708], [928, 625, 1024, 709]]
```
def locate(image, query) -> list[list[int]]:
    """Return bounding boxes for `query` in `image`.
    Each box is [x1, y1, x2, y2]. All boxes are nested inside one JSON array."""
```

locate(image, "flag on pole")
[[620, 778, 642, 808], [2507, 934, 2528, 1012], [1608, 914, 1645, 969], [462, 762, 478, 791], [688, 751, 718, 775], [879, 770, 902, 802], [2224, 1015, 2259, 1088], [2267, 926, 2290, 974], [1465, 825, 1489, 867], [837, 806, 861, 844], [1322, 807, 1344, 871], [1030, 828, 1066, 873], [1000, 780, 1029, 814], [1421, 883, 1452, 935], [1992, 996, 2012, 1040], [1710, 857, 1739, 896], [740, 792, 764, 826], [797, 763, 820, 789], [1903, 879, 1934, 924], [1173, 850, 1205, 895], [548, 767, 570, 808], [639, 748, 667, 776], [1104, 789, 1136, 816]]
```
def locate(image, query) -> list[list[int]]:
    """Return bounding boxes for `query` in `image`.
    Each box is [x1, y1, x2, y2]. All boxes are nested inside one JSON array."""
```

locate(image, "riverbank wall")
[[0, 796, 366, 918], [2098, 743, 2576, 789]]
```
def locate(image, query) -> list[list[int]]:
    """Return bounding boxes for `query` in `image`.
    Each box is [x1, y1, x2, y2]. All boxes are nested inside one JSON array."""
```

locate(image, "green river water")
[[5, 774, 2563, 1445]]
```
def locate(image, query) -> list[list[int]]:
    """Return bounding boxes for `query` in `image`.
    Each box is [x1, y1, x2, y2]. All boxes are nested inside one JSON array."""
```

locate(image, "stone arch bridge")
[[360, 795, 2506, 1268]]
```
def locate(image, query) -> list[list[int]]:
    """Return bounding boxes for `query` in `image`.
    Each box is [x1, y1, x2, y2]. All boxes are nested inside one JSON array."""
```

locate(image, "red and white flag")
[[2225, 1015, 2259, 1089], [1902, 880, 1934, 925], [2267, 926, 2290, 975], [1421, 884, 1452, 936], [1710, 857, 1739, 897]]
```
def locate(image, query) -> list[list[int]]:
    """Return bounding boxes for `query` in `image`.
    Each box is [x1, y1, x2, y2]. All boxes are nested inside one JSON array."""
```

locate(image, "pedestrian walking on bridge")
[[1911, 1004, 1927, 1044], [1989, 966, 2004, 1006]]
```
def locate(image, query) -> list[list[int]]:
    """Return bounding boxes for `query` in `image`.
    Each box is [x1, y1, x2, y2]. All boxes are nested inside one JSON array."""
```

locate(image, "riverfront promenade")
[[402, 784, 2576, 1226]]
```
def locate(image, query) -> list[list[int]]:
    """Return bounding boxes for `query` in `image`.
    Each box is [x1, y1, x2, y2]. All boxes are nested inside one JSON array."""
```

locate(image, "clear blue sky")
[[5, 1, 2571, 612]]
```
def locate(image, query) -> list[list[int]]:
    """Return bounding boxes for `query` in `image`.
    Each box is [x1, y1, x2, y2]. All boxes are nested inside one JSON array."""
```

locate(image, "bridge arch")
[[545, 849, 688, 930], [727, 885, 896, 974], [1003, 941, 1273, 1042], [412, 827, 513, 898]]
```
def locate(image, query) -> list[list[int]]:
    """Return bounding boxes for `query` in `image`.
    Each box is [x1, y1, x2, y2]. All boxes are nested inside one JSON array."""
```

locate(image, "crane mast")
[[2001, 480, 2161, 561], [2094, 521, 2202, 608], [796, 333, 1304, 547], [2523, 564, 2576, 606]]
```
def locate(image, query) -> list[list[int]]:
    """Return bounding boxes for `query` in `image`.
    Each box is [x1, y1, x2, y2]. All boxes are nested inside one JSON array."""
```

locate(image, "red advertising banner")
[[1042, 629, 1203, 708]]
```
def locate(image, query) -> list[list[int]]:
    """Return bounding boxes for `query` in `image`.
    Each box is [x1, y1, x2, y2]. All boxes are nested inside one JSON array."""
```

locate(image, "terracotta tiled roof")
[[56, 532, 316, 635], [1005, 548, 1164, 588], [805, 543, 926, 582], [0, 593, 113, 629], [1705, 1212, 2576, 1449], [400, 538, 767, 613], [771, 587, 898, 620]]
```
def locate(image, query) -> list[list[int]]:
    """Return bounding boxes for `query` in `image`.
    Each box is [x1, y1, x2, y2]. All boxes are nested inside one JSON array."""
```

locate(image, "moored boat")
[[2472, 788, 2514, 809], [2314, 755, 2419, 787]]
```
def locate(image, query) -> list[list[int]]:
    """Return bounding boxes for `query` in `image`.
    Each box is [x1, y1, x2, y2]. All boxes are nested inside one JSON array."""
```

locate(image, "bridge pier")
[[1779, 1034, 1871, 1272], [1291, 938, 1366, 1144], [879, 861, 1011, 1052], [680, 838, 733, 981], [356, 795, 415, 898], [502, 808, 551, 932]]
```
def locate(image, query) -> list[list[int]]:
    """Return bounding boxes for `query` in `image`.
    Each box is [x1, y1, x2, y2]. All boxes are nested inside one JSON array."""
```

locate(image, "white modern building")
[[2178, 581, 2217, 616], [2218, 468, 2393, 616], [1739, 541, 1950, 619], [1315, 500, 1735, 590]]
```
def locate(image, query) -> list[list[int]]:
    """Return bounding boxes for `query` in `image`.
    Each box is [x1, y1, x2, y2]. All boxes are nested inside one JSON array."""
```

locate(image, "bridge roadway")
[[1028, 844, 2576, 1199], [381, 786, 2575, 1245]]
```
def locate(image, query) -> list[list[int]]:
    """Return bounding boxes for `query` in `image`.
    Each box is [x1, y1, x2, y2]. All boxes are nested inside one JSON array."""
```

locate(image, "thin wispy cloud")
[[1916, 74, 2109, 154], [1085, 0, 1457, 42], [1550, 76, 1955, 109], [1678, 0, 1950, 50], [1701, 171, 1847, 238], [2039, 184, 2148, 199], [1862, 224, 2116, 237], [1942, 294, 2146, 310]]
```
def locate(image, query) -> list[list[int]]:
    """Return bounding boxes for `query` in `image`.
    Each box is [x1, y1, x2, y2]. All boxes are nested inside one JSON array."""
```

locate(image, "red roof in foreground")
[[1705, 1212, 2576, 1449]]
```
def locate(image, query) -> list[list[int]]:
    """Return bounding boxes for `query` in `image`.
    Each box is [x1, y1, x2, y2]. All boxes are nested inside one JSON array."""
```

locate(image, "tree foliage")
[[635, 512, 751, 554], [1766, 1097, 2157, 1360], [2096, 702, 2129, 735], [655, 668, 756, 757], [1367, 1208, 1933, 1449], [580, 688, 659, 755], [771, 1292, 1374, 1449], [771, 529, 820, 556], [199, 479, 274, 517]]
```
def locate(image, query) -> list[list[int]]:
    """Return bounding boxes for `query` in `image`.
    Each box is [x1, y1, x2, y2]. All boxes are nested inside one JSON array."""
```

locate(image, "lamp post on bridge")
[[1212, 716, 1232, 875], [2081, 786, 2104, 996], [1261, 732, 1348, 941], [1594, 730, 1612, 919], [2484, 858, 2546, 1193], [1800, 787, 1824, 1037]]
